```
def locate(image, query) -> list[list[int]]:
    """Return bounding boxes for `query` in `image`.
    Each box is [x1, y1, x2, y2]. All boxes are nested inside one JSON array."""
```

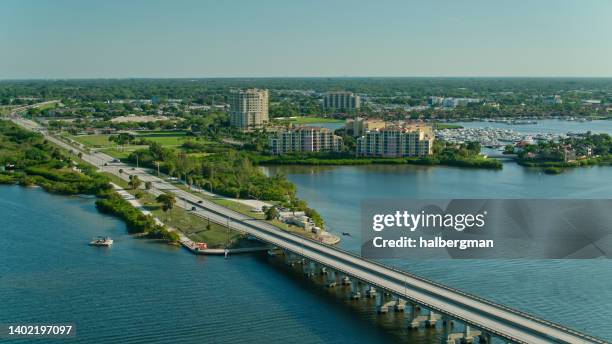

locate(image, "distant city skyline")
[[2, 0, 612, 79]]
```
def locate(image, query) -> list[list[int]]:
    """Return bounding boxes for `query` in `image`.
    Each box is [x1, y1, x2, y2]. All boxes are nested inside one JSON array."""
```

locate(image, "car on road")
[[197, 200, 203, 204], [191, 206, 196, 211]]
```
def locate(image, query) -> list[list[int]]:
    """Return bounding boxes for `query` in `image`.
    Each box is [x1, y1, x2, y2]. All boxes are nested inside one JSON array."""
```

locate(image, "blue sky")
[[1, 0, 611, 78]]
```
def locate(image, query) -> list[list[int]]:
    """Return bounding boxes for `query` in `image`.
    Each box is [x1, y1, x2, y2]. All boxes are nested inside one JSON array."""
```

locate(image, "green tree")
[[264, 206, 279, 220], [156, 193, 176, 212], [128, 175, 141, 190]]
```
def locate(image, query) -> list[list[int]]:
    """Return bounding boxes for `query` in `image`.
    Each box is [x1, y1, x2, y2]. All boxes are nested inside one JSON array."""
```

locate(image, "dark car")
[[191, 206, 197, 211]]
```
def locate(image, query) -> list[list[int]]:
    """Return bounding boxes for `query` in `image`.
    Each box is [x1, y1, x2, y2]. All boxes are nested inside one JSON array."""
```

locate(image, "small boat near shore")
[[89, 236, 113, 247]]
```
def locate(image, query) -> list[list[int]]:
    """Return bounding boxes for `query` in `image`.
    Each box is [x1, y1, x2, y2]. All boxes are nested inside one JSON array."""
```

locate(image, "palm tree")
[[145, 181, 152, 190], [128, 175, 141, 190], [156, 193, 176, 212]]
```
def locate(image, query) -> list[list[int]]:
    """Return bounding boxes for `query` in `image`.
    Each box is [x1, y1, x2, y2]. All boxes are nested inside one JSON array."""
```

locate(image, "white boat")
[[89, 236, 113, 247]]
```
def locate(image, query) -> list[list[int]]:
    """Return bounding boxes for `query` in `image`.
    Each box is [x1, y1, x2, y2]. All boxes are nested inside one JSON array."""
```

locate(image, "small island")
[[506, 132, 612, 173]]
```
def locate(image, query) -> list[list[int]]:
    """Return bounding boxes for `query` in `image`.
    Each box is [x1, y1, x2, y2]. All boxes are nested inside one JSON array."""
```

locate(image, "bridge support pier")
[[319, 266, 328, 275], [478, 333, 492, 344], [365, 285, 377, 298], [350, 278, 361, 299], [326, 269, 337, 288], [377, 294, 403, 314], [341, 275, 351, 285], [303, 261, 316, 277], [446, 324, 481, 344], [394, 298, 406, 312], [375, 292, 387, 313], [426, 311, 441, 327]]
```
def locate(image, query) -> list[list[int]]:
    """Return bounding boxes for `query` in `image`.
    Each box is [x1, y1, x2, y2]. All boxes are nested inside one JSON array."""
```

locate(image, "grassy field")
[[174, 184, 314, 238], [102, 173, 244, 248], [72, 132, 198, 159], [142, 136, 188, 146], [98, 146, 148, 159], [434, 123, 464, 130], [73, 134, 112, 147], [139, 193, 242, 248]]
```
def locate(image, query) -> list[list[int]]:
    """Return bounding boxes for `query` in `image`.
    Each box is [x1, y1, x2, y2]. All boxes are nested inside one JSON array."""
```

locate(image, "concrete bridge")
[[10, 115, 607, 344]]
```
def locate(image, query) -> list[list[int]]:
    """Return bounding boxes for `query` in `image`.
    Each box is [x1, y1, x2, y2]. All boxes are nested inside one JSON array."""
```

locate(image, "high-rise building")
[[345, 117, 386, 137], [323, 91, 361, 111], [356, 125, 434, 158], [269, 126, 343, 155], [229, 88, 269, 128]]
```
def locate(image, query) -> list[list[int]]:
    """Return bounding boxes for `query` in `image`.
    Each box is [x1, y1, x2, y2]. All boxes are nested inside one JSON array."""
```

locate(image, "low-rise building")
[[544, 95, 563, 105], [268, 126, 343, 155], [357, 124, 434, 158]]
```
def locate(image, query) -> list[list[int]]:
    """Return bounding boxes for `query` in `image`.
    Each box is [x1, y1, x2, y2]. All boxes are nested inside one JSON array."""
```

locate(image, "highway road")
[[9, 115, 607, 344]]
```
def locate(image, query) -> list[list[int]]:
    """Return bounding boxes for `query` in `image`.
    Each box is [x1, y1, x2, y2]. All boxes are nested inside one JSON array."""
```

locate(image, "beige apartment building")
[[357, 125, 434, 158], [345, 117, 387, 136], [323, 91, 361, 111], [229, 88, 269, 128], [269, 126, 343, 155]]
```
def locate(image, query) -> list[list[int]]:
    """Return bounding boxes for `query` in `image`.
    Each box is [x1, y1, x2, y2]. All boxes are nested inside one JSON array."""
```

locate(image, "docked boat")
[[89, 236, 113, 247]]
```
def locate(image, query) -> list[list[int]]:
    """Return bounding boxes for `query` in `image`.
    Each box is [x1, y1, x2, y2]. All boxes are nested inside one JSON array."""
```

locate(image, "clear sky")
[[1, 0, 612, 79]]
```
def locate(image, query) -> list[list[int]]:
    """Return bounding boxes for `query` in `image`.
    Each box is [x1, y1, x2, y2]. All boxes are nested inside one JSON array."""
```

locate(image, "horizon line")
[[3, 75, 612, 81]]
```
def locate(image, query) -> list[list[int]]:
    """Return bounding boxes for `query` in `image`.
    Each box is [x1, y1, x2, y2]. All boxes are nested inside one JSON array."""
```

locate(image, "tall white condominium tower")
[[323, 91, 361, 111], [229, 88, 269, 128]]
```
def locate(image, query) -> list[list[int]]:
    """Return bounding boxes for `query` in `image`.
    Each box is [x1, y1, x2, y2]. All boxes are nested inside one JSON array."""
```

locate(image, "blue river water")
[[0, 185, 444, 344], [266, 162, 612, 340], [264, 118, 612, 342], [2, 119, 612, 343]]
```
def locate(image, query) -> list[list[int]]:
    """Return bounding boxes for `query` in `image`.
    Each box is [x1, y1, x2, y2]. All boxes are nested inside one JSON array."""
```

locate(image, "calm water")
[[457, 119, 612, 135], [1, 185, 453, 344], [264, 162, 612, 341], [3, 120, 612, 343]]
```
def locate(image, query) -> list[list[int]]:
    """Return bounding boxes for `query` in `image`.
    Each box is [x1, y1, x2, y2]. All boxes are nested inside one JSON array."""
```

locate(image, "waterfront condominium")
[[269, 126, 343, 155], [323, 91, 361, 111], [356, 125, 434, 157], [229, 88, 269, 128], [345, 117, 387, 137]]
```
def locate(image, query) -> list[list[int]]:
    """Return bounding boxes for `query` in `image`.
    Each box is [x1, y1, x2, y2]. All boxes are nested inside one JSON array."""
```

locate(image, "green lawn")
[[104, 175, 244, 248], [138, 131, 188, 136], [141, 136, 189, 146], [73, 132, 193, 149], [434, 123, 464, 130], [98, 145, 148, 159], [73, 134, 112, 147], [144, 198, 242, 248]]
